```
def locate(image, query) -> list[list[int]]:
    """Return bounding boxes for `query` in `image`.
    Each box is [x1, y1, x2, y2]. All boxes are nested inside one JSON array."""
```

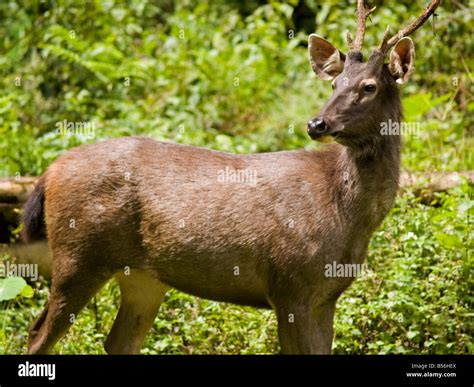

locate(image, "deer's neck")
[[333, 133, 401, 237]]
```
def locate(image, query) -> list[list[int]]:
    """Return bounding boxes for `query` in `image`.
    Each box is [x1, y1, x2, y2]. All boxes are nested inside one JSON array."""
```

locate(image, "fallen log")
[[0, 176, 37, 204], [0, 177, 37, 243], [399, 170, 474, 205]]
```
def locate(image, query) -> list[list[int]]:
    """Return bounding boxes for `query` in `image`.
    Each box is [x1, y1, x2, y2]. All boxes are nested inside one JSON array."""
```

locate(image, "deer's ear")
[[388, 37, 415, 84], [308, 34, 346, 81]]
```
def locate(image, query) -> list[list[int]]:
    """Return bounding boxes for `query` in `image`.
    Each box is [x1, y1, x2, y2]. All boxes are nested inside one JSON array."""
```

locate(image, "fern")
[[39, 43, 111, 83]]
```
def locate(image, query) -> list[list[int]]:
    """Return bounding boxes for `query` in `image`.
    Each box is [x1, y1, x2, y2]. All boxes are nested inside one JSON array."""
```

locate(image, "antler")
[[379, 0, 441, 53], [346, 0, 376, 51]]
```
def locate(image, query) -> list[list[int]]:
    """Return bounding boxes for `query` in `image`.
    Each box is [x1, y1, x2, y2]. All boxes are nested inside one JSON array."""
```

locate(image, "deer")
[[23, 0, 440, 354]]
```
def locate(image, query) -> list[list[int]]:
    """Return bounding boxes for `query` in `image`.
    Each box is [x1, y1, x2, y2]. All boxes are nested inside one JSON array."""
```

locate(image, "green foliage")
[[334, 182, 473, 354], [0, 0, 310, 175], [0, 277, 33, 302], [0, 0, 472, 354], [0, 276, 33, 353]]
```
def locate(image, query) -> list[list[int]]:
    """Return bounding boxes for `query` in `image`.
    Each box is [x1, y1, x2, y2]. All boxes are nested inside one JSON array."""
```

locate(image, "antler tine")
[[379, 25, 391, 53], [349, 0, 376, 51], [346, 30, 354, 49], [379, 0, 441, 53]]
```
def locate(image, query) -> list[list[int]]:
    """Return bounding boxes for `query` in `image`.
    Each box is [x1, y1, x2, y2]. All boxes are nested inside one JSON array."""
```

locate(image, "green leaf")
[[406, 331, 419, 340], [434, 233, 463, 249], [20, 284, 34, 298], [402, 93, 440, 121], [0, 277, 27, 301], [457, 200, 473, 214]]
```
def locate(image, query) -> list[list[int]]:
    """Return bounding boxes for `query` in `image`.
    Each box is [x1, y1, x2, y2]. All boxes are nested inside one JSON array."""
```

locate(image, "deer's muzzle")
[[307, 118, 337, 140]]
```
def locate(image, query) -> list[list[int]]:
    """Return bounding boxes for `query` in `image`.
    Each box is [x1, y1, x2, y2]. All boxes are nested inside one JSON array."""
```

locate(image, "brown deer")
[[23, 0, 439, 354]]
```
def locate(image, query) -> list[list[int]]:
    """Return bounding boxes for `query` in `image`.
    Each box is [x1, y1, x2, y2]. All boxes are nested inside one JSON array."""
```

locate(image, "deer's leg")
[[28, 302, 50, 346], [28, 264, 110, 354], [274, 302, 313, 354], [308, 301, 336, 354], [104, 270, 169, 354], [274, 299, 336, 354]]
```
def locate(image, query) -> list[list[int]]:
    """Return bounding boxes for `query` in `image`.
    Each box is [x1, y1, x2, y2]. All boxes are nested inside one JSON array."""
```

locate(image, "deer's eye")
[[363, 84, 376, 92], [331, 81, 336, 90]]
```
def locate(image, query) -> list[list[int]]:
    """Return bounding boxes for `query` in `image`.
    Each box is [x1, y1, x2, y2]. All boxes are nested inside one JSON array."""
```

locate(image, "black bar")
[[0, 355, 471, 386]]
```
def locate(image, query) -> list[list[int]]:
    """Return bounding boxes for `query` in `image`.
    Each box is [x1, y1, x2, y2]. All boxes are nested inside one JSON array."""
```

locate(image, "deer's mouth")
[[309, 129, 341, 142], [312, 131, 341, 143]]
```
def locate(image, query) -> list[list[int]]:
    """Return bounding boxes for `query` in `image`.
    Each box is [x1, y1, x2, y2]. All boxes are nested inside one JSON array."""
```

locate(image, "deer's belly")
[[147, 246, 271, 308]]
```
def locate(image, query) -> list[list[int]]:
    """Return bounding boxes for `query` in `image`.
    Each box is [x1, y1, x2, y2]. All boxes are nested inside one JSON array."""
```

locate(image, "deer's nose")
[[307, 118, 328, 139]]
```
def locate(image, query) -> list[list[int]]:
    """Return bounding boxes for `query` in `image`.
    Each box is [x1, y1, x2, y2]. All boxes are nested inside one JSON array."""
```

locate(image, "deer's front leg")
[[310, 301, 336, 354], [274, 300, 336, 354]]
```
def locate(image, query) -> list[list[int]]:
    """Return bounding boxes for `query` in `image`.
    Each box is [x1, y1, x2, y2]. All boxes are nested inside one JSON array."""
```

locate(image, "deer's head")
[[307, 0, 439, 149]]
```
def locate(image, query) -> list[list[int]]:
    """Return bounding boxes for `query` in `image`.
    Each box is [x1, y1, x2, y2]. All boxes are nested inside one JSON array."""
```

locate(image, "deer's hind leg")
[[104, 269, 169, 354], [28, 255, 111, 354]]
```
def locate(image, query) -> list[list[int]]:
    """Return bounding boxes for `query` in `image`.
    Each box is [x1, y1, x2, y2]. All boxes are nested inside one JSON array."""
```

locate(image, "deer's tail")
[[21, 175, 46, 243]]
